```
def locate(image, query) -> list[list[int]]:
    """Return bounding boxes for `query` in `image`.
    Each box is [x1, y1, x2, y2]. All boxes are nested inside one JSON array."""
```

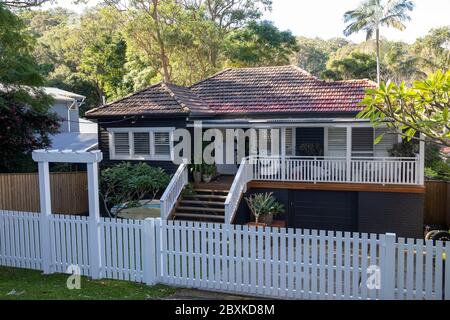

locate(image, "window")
[[327, 128, 347, 157], [285, 128, 295, 156], [258, 128, 295, 156], [110, 128, 173, 160], [352, 128, 374, 157], [113, 132, 130, 155], [154, 132, 171, 157], [133, 132, 150, 155]]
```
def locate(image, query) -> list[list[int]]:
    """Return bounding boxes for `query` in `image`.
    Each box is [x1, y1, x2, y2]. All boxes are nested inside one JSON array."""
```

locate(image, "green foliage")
[[413, 26, 450, 73], [425, 142, 444, 167], [201, 163, 217, 176], [0, 4, 59, 172], [245, 192, 284, 223], [100, 162, 170, 217], [358, 70, 450, 147], [343, 0, 415, 83], [225, 20, 298, 67], [0, 4, 43, 86], [388, 140, 418, 158], [295, 37, 349, 77], [425, 162, 450, 181], [322, 51, 377, 81]]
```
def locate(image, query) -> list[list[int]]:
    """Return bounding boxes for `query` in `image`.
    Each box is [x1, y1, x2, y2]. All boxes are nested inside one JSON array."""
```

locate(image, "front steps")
[[171, 189, 228, 223]]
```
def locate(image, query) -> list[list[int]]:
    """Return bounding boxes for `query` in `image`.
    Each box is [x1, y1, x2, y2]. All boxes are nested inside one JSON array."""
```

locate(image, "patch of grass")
[[0, 267, 176, 300]]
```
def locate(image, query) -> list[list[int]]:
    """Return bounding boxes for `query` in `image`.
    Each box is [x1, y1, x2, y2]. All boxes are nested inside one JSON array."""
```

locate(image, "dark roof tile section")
[[85, 83, 191, 117], [164, 83, 214, 116], [86, 65, 376, 118], [190, 65, 376, 114]]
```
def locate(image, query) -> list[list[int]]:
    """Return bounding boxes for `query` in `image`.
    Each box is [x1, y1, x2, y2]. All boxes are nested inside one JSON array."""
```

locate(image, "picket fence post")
[[142, 218, 157, 285], [381, 233, 396, 300], [37, 161, 52, 274], [87, 162, 102, 279]]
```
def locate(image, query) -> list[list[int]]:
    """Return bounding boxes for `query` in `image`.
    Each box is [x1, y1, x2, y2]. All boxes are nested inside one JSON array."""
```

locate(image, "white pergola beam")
[[32, 149, 102, 163]]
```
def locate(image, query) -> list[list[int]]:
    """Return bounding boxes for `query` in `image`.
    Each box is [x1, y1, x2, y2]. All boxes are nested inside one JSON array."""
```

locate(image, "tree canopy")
[[0, 4, 59, 172], [358, 70, 450, 147]]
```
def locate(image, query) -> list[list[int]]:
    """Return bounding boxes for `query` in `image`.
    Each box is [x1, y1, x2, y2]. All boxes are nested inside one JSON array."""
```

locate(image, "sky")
[[44, 0, 450, 44]]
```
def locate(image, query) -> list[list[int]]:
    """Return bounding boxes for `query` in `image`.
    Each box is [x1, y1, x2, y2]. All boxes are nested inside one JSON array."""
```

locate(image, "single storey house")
[[85, 65, 425, 238]]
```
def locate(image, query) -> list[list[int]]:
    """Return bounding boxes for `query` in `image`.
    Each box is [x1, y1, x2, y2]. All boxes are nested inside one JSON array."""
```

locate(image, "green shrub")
[[100, 162, 170, 217], [388, 140, 418, 158]]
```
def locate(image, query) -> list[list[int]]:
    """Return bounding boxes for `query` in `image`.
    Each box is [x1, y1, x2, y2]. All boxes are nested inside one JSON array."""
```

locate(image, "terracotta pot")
[[259, 213, 274, 226], [193, 171, 202, 183], [247, 222, 267, 228], [202, 174, 212, 183]]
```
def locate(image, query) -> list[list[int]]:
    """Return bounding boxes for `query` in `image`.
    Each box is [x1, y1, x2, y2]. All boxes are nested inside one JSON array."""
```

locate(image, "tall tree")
[[0, 0, 49, 8], [0, 4, 59, 172], [225, 20, 298, 67], [343, 0, 414, 84], [322, 52, 377, 81], [179, 0, 272, 68], [413, 26, 450, 74], [296, 37, 349, 76]]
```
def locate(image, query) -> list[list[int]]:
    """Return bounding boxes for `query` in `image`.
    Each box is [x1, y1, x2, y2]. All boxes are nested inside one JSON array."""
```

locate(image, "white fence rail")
[[251, 156, 420, 185], [160, 163, 188, 220], [224, 158, 252, 224], [1, 210, 449, 300]]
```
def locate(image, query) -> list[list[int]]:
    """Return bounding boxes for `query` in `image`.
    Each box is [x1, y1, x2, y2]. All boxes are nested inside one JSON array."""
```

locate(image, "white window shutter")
[[352, 127, 374, 157], [154, 132, 171, 156], [374, 127, 397, 157], [113, 132, 130, 155], [133, 132, 150, 155], [285, 128, 294, 156], [327, 128, 347, 157]]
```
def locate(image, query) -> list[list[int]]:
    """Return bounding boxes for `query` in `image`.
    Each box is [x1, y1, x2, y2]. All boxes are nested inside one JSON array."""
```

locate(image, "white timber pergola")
[[32, 149, 103, 277]]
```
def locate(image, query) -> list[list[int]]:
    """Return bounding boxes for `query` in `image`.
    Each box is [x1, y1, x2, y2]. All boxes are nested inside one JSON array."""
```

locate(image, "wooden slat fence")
[[0, 172, 88, 215], [424, 181, 450, 228]]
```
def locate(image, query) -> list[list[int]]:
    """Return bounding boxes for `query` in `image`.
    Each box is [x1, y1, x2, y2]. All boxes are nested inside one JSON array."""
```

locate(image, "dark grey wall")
[[235, 187, 424, 238], [98, 117, 187, 174], [358, 192, 424, 239]]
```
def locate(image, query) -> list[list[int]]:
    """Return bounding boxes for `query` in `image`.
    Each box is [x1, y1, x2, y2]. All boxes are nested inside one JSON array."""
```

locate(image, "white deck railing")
[[250, 156, 421, 185], [224, 158, 252, 224], [160, 163, 188, 220]]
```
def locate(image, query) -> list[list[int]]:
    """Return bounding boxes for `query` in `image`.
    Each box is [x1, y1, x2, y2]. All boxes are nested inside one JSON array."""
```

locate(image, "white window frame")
[[108, 127, 174, 161]]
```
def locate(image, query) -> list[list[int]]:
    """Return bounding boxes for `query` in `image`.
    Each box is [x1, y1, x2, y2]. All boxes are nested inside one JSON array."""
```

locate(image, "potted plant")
[[262, 200, 285, 225], [245, 192, 284, 226], [202, 163, 216, 183], [190, 163, 202, 183]]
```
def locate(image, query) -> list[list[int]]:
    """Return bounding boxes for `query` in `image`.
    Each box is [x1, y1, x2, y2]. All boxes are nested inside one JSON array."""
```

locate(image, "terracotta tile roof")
[[85, 83, 193, 117], [190, 65, 376, 114], [164, 83, 214, 116], [86, 65, 376, 118]]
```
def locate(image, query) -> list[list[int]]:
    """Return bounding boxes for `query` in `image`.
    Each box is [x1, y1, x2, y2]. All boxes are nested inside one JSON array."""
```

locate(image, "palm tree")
[[343, 0, 414, 84]]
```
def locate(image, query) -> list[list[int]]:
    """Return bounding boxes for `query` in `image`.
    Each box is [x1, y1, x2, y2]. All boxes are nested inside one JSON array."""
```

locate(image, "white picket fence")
[[0, 210, 449, 300]]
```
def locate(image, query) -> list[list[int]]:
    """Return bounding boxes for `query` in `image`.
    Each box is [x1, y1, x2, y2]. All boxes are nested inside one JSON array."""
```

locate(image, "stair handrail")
[[160, 162, 188, 220], [224, 157, 252, 224]]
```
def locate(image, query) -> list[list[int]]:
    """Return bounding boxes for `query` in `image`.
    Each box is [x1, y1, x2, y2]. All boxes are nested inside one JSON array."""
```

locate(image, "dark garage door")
[[288, 190, 357, 232]]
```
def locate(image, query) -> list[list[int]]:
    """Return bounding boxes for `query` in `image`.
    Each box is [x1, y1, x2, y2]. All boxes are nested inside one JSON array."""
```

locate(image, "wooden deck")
[[248, 180, 426, 194], [193, 175, 234, 191]]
